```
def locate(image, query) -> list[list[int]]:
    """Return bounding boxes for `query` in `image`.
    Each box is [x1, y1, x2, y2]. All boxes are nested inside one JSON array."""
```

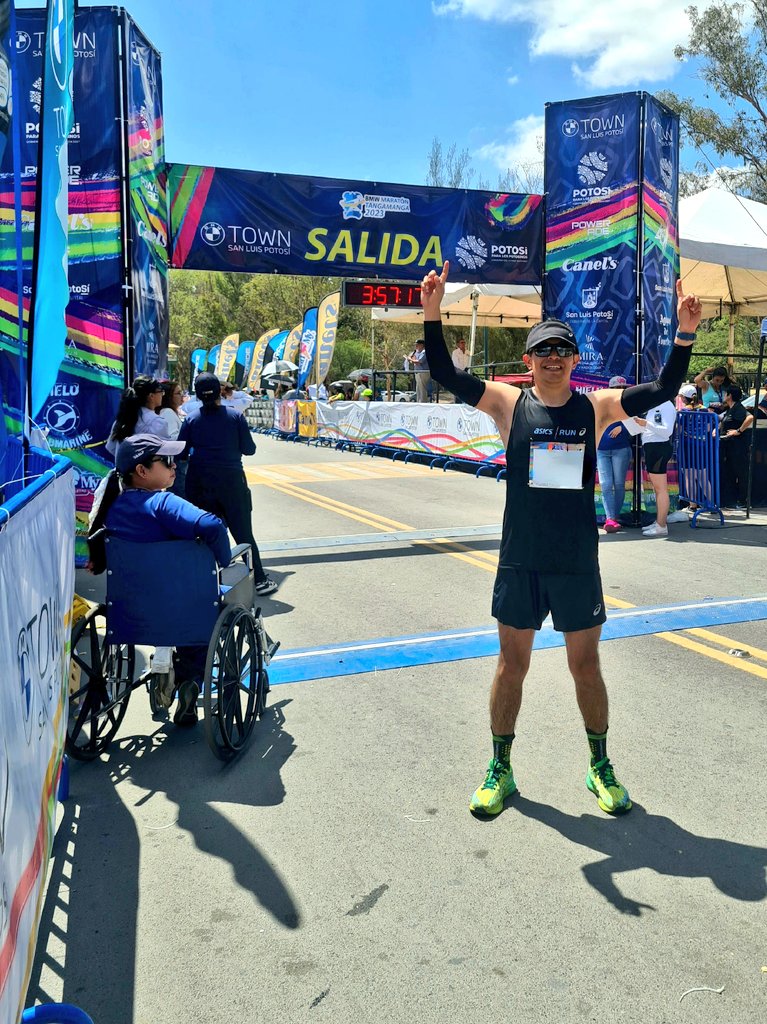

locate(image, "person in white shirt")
[[451, 339, 470, 401], [221, 381, 254, 414], [638, 400, 686, 537], [106, 376, 169, 461], [307, 381, 328, 400], [159, 380, 187, 497]]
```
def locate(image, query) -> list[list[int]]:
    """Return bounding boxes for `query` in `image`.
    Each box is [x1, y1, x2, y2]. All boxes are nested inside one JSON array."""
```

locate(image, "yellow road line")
[[258, 475, 767, 678]]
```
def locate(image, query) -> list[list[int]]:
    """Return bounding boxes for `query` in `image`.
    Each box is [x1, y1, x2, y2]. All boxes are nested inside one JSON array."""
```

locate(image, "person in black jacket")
[[421, 260, 701, 820], [178, 373, 277, 596], [719, 385, 754, 508]]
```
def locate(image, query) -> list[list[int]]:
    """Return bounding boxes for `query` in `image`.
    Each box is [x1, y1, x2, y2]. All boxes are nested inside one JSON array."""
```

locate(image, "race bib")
[[528, 442, 585, 489]]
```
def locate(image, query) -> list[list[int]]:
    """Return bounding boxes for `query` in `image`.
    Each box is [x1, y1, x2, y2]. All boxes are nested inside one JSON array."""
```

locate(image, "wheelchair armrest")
[[228, 543, 252, 567]]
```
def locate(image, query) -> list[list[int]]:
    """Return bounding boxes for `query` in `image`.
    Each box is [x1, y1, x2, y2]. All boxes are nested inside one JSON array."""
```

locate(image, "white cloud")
[[506, 68, 519, 86], [433, 0, 716, 88], [476, 114, 544, 170]]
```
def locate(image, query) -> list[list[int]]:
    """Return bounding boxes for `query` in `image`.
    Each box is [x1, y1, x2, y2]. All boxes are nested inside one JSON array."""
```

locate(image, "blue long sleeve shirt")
[[105, 489, 232, 566], [177, 405, 255, 469]]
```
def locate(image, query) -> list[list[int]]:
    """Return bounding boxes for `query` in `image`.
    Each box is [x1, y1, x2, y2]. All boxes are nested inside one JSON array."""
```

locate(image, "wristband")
[[675, 331, 696, 342]]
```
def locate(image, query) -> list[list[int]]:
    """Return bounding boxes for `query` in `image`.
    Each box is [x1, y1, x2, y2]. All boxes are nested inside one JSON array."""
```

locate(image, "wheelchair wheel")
[[66, 605, 135, 762], [203, 605, 264, 760]]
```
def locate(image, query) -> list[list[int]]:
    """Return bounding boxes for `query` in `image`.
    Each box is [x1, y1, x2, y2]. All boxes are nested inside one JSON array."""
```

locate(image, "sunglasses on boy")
[[530, 343, 578, 358]]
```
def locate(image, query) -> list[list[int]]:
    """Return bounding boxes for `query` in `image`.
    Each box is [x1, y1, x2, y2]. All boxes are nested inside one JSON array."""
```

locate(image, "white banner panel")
[[315, 402, 506, 464], [0, 467, 75, 1024]]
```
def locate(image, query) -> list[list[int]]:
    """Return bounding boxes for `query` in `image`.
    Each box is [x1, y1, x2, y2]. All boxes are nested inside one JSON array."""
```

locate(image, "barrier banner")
[[0, 464, 75, 1024], [28, 0, 74, 418], [297, 399, 317, 437], [246, 327, 282, 390], [206, 344, 220, 372], [544, 93, 642, 382], [296, 306, 318, 390], [234, 340, 255, 387], [124, 14, 168, 378], [315, 290, 339, 386], [189, 347, 207, 387], [169, 163, 543, 284], [315, 401, 505, 463], [282, 322, 302, 365], [640, 95, 679, 380], [214, 331, 239, 380], [0, 7, 126, 562], [273, 398, 296, 433]]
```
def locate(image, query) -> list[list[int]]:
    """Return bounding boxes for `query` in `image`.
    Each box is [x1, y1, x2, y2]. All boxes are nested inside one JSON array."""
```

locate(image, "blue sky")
[[20, 0, 734, 188]]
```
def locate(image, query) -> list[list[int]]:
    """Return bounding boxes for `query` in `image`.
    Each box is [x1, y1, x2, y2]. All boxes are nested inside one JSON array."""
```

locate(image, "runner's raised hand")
[[675, 279, 702, 338], [421, 260, 450, 320]]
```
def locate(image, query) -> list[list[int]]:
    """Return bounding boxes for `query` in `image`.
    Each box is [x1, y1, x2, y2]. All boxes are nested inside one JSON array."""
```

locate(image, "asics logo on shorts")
[[593, 603, 602, 616]]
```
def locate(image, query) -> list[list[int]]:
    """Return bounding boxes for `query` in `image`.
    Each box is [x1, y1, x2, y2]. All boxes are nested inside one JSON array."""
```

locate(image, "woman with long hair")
[[159, 381, 187, 497], [106, 376, 169, 458]]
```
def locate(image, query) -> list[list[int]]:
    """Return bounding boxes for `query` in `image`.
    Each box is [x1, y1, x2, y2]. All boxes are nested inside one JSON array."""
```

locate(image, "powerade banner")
[[125, 15, 168, 377], [296, 306, 318, 390], [214, 331, 239, 380], [29, 0, 75, 419], [234, 340, 255, 387], [315, 290, 339, 386], [190, 347, 207, 387], [641, 95, 679, 380], [169, 164, 544, 285], [0, 7, 126, 562], [544, 93, 642, 383]]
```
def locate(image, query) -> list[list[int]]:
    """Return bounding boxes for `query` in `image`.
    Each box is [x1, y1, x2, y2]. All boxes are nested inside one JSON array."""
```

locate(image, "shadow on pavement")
[[27, 698, 298, 1021], [514, 796, 767, 916]]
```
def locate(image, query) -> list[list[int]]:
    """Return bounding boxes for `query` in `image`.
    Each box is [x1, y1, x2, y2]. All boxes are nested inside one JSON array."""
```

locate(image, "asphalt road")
[[28, 436, 767, 1024]]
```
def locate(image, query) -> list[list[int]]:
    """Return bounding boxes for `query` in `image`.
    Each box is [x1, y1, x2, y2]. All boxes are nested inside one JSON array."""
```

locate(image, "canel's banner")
[[125, 15, 168, 378], [246, 327, 281, 390], [544, 93, 642, 382], [169, 164, 544, 285], [28, 0, 75, 418], [234, 340, 256, 387], [296, 306, 318, 390], [190, 347, 207, 387], [314, 291, 339, 386], [282, 323, 303, 365], [641, 95, 679, 379], [314, 401, 505, 463], [206, 344, 220, 372], [214, 332, 239, 380], [0, 460, 74, 1024], [0, 7, 127, 563]]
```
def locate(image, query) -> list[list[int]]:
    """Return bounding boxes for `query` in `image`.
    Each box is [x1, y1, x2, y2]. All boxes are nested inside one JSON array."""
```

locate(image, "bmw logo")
[[201, 221, 226, 246], [16, 30, 31, 53], [562, 118, 579, 138], [45, 400, 79, 436]]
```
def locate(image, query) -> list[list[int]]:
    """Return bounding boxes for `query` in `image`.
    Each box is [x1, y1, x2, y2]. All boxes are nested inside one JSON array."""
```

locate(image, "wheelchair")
[[66, 539, 279, 762]]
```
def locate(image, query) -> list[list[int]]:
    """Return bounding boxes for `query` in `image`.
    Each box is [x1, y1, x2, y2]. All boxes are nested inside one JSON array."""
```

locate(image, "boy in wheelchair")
[[101, 434, 233, 725]]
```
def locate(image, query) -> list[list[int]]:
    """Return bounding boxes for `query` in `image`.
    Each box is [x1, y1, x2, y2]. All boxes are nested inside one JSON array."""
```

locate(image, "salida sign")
[[169, 164, 543, 285]]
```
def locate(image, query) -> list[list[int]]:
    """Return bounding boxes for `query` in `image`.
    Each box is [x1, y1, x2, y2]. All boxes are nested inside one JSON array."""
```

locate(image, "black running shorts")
[[643, 440, 673, 475], [492, 566, 607, 633]]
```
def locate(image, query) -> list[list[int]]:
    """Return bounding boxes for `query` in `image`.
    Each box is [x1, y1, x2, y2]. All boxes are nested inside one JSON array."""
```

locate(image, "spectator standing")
[[676, 383, 701, 411], [596, 376, 632, 533], [178, 373, 277, 596], [408, 340, 431, 403], [719, 385, 754, 508], [160, 381, 187, 497], [106, 376, 169, 461], [638, 400, 686, 537], [222, 381, 255, 414], [451, 338, 470, 402], [693, 365, 730, 410]]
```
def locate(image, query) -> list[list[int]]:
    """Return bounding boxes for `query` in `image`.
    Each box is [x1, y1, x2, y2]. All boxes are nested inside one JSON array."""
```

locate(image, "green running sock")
[[492, 733, 515, 767], [586, 727, 608, 767]]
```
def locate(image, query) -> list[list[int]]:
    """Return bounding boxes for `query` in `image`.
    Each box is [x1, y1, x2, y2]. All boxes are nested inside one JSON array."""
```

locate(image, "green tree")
[[658, 1, 767, 201]]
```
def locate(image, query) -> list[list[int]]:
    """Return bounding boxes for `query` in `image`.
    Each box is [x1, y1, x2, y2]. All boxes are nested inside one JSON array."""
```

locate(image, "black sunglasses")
[[530, 343, 577, 358], [151, 455, 176, 468]]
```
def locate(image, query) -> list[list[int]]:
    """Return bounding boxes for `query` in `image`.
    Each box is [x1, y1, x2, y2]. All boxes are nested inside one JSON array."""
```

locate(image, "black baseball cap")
[[525, 320, 578, 353], [115, 434, 186, 474], [194, 372, 221, 398]]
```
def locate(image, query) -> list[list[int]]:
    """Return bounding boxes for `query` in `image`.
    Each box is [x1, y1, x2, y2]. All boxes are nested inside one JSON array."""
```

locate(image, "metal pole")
[[468, 291, 479, 365]]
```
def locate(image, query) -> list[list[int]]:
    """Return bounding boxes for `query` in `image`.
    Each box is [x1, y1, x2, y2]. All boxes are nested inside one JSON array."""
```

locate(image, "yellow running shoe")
[[586, 757, 632, 814], [469, 758, 517, 817]]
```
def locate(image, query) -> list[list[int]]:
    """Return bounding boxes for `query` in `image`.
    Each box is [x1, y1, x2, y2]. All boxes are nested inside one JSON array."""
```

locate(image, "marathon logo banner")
[[169, 164, 543, 285], [544, 93, 642, 382], [640, 95, 679, 380], [125, 15, 168, 378], [0, 7, 126, 561]]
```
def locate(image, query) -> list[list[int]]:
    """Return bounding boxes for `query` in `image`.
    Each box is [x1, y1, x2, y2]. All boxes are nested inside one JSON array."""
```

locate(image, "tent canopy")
[[679, 187, 767, 316], [371, 283, 542, 328]]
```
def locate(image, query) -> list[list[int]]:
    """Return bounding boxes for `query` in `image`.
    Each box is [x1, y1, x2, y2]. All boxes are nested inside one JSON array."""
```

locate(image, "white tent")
[[679, 187, 767, 317]]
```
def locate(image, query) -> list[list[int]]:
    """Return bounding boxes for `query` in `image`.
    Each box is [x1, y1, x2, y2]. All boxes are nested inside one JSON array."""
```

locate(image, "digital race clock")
[[341, 281, 423, 309]]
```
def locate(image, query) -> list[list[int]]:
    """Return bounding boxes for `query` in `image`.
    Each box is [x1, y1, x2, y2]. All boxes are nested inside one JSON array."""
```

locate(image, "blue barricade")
[[675, 411, 724, 526]]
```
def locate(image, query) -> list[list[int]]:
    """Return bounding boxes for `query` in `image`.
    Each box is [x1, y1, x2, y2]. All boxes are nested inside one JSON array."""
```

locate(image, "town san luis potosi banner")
[[169, 164, 544, 285]]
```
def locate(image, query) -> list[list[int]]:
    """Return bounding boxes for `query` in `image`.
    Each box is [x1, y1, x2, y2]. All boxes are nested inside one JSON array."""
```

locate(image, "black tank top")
[[499, 389, 598, 574]]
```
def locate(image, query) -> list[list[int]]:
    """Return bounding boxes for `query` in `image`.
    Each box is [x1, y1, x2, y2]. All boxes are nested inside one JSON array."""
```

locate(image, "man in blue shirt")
[[104, 434, 232, 724]]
